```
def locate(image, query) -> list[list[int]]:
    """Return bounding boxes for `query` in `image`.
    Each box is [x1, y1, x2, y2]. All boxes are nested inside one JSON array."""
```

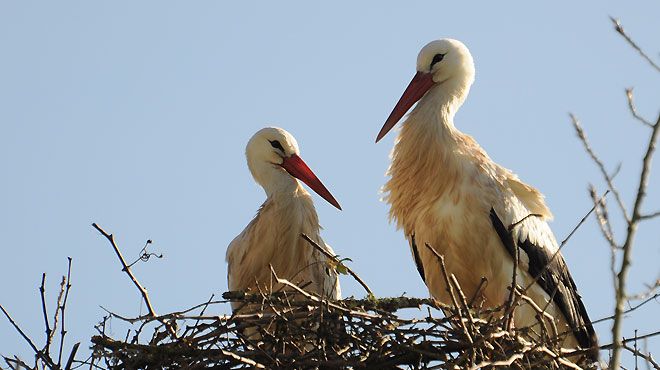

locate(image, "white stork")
[[376, 39, 598, 359], [226, 127, 342, 312]]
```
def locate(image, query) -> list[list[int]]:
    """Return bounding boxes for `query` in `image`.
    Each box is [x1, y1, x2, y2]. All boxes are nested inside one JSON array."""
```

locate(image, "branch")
[[570, 113, 629, 222], [39, 273, 53, 357], [601, 329, 660, 349], [626, 88, 654, 128], [639, 210, 660, 221], [589, 185, 617, 249], [589, 185, 619, 294], [610, 17, 660, 72], [611, 113, 660, 368], [520, 190, 608, 296], [57, 257, 73, 366], [300, 233, 374, 297], [92, 223, 177, 339], [0, 304, 55, 368], [424, 243, 474, 345], [593, 292, 659, 324], [64, 343, 80, 370], [623, 343, 660, 370], [92, 223, 158, 318]]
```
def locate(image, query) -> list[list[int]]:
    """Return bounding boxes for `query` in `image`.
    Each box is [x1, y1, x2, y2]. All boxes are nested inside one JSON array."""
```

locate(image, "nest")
[[91, 277, 596, 369]]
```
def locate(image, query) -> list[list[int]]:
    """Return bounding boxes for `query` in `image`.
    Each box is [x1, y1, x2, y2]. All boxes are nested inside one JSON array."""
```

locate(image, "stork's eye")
[[269, 140, 284, 152], [430, 53, 445, 68]]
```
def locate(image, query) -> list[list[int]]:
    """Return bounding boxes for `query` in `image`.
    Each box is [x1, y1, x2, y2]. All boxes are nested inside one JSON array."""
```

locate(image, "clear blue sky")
[[1, 1, 658, 365]]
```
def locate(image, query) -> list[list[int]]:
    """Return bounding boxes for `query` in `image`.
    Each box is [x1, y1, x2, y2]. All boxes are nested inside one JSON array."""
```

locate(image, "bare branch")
[[520, 190, 608, 295], [593, 292, 659, 324], [0, 304, 55, 368], [590, 185, 619, 295], [626, 88, 655, 128], [639, 210, 660, 221], [623, 343, 660, 370], [589, 185, 617, 249], [570, 113, 630, 222], [57, 257, 72, 366], [507, 213, 543, 231], [91, 223, 158, 318], [610, 17, 660, 72], [64, 343, 80, 370], [424, 243, 474, 346], [611, 114, 660, 368], [126, 240, 162, 269], [300, 233, 374, 297], [51, 275, 66, 349], [39, 273, 53, 357], [91, 223, 178, 339]]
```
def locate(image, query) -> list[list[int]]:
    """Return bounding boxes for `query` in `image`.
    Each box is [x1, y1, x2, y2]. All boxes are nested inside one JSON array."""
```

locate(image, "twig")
[[300, 233, 374, 297], [599, 329, 660, 349], [639, 210, 660, 221], [593, 292, 659, 324], [0, 304, 55, 368], [589, 185, 617, 249], [92, 223, 178, 339], [520, 190, 608, 296], [628, 279, 660, 301], [626, 88, 654, 128], [590, 185, 620, 294], [507, 213, 543, 231], [623, 343, 660, 370], [51, 275, 66, 350], [39, 273, 53, 357], [610, 17, 660, 73], [126, 240, 162, 269], [57, 257, 73, 366], [570, 113, 629, 222], [64, 343, 80, 370], [92, 223, 158, 317], [424, 243, 474, 345]]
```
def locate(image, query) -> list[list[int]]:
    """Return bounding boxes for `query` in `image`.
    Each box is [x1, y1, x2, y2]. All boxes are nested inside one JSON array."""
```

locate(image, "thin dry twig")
[[92, 223, 178, 340], [593, 292, 659, 325], [39, 273, 53, 357], [519, 190, 608, 297], [57, 257, 73, 367], [639, 210, 660, 221], [610, 17, 660, 73], [570, 113, 629, 222], [623, 343, 660, 370], [626, 88, 655, 128], [92, 223, 158, 318], [300, 233, 374, 297], [0, 304, 55, 368]]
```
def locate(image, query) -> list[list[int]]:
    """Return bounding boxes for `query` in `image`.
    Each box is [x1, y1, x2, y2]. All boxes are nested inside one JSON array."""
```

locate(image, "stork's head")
[[376, 39, 475, 142], [246, 127, 341, 210]]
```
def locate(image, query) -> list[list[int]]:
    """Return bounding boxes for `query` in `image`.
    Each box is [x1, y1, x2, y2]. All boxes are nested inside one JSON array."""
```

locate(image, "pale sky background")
[[1, 1, 658, 366]]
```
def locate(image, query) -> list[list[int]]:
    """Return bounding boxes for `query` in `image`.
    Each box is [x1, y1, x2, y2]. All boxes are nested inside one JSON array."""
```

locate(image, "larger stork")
[[226, 127, 341, 312], [376, 39, 597, 359]]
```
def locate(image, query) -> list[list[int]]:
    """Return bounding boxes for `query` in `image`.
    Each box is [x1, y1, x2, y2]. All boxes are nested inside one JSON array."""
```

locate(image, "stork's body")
[[377, 39, 597, 359], [226, 128, 341, 312]]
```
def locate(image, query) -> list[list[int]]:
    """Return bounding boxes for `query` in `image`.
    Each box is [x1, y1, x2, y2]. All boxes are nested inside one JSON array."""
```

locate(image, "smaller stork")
[[226, 127, 341, 312]]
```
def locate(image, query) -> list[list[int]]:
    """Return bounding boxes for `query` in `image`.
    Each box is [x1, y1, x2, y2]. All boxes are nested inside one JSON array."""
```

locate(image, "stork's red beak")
[[376, 71, 435, 143], [280, 154, 342, 210]]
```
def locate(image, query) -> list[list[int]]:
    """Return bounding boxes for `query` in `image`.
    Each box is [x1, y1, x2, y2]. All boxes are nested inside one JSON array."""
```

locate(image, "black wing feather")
[[489, 208, 598, 360], [409, 234, 426, 283]]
